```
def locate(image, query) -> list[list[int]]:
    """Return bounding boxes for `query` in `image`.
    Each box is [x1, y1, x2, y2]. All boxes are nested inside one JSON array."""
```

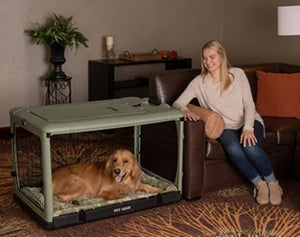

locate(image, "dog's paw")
[[151, 187, 163, 193]]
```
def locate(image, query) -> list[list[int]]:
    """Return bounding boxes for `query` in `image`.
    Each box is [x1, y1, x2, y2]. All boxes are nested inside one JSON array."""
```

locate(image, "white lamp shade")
[[278, 5, 300, 36]]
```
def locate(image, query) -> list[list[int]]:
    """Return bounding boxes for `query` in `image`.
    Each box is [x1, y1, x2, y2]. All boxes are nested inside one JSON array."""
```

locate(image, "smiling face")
[[202, 47, 222, 74], [107, 149, 141, 183]]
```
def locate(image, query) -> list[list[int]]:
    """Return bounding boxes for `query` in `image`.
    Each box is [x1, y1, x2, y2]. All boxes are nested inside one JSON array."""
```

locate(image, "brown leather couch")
[[141, 63, 300, 200]]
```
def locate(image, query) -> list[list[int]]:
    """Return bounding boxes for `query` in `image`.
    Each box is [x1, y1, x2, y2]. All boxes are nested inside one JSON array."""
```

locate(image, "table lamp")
[[278, 5, 300, 36]]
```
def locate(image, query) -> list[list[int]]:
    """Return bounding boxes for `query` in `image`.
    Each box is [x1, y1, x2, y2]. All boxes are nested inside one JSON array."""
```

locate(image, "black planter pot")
[[49, 43, 67, 80]]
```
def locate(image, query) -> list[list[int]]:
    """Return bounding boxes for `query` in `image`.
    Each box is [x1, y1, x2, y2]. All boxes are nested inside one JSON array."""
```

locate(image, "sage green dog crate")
[[10, 97, 184, 229]]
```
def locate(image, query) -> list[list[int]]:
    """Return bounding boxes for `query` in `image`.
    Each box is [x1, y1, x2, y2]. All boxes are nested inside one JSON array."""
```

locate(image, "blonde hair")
[[201, 40, 233, 93]]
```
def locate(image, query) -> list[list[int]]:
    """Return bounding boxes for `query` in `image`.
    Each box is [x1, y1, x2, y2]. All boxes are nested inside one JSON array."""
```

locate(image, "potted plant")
[[25, 13, 88, 80]]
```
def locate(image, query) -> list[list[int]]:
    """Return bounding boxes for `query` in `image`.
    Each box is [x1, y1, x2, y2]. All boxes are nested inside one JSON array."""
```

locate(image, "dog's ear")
[[105, 154, 114, 175], [130, 154, 141, 180]]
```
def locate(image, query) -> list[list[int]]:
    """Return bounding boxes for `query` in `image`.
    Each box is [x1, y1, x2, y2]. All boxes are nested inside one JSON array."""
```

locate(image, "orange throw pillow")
[[256, 70, 300, 119]]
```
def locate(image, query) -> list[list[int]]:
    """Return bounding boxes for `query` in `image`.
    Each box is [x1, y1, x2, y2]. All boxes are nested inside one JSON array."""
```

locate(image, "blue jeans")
[[218, 120, 275, 185]]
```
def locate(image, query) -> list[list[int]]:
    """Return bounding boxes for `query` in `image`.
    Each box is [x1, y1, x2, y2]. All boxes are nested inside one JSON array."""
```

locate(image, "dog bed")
[[20, 171, 179, 228]]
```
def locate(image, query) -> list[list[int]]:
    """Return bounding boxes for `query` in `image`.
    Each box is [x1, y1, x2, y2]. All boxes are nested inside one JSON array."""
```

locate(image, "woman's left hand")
[[240, 130, 257, 147]]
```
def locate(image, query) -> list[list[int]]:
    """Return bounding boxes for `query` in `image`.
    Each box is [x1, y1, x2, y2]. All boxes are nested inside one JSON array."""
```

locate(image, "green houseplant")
[[25, 13, 88, 80]]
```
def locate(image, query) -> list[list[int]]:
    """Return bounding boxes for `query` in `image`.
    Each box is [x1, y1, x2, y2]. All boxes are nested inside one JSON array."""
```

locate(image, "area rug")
[[0, 130, 299, 237]]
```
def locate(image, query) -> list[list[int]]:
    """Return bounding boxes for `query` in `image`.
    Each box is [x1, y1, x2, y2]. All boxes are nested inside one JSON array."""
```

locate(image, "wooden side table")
[[88, 57, 192, 101]]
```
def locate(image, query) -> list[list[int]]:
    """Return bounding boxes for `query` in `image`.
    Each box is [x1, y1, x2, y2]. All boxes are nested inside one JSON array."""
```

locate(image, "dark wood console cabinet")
[[88, 57, 192, 101]]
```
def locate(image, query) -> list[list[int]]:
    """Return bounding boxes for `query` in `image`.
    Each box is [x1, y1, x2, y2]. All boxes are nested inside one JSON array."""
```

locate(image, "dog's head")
[[106, 149, 141, 183]]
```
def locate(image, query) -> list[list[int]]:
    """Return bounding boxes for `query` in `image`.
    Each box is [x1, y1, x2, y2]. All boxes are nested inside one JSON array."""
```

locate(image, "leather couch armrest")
[[183, 119, 206, 199]]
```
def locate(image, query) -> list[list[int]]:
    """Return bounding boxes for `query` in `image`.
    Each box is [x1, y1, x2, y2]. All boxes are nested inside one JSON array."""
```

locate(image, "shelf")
[[114, 77, 149, 89]]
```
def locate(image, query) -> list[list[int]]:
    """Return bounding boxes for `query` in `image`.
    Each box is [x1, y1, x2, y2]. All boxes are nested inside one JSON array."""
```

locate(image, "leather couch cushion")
[[256, 70, 300, 119], [263, 117, 300, 145], [261, 132, 277, 150], [205, 139, 227, 161]]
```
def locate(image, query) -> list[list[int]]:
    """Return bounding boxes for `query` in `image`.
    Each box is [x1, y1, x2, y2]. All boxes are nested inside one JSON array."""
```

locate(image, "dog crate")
[[10, 97, 184, 229]]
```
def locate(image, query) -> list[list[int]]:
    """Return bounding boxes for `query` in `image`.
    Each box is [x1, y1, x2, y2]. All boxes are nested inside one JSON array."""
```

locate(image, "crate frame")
[[10, 97, 184, 229]]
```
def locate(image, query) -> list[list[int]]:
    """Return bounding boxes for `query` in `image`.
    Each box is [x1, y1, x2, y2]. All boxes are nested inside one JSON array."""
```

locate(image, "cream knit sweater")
[[172, 67, 264, 132]]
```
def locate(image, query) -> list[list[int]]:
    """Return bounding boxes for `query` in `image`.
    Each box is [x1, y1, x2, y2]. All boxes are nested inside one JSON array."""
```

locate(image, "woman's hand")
[[183, 109, 200, 121], [240, 130, 257, 147]]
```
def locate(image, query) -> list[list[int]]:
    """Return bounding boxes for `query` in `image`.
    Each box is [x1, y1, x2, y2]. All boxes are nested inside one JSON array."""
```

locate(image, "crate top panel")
[[10, 97, 183, 135]]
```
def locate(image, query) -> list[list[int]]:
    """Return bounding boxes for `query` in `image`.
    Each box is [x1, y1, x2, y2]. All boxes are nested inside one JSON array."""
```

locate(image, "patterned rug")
[[0, 130, 299, 237]]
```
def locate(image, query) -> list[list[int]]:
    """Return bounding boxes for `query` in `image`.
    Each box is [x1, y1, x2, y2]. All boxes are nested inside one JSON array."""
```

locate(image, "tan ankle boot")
[[253, 181, 269, 205], [268, 180, 283, 205]]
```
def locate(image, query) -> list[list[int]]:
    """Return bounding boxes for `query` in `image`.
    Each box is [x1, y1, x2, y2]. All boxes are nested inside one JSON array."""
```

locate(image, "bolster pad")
[[187, 104, 224, 139]]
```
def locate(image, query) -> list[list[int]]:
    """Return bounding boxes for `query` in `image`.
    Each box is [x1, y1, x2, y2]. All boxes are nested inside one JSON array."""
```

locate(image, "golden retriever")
[[52, 149, 161, 203]]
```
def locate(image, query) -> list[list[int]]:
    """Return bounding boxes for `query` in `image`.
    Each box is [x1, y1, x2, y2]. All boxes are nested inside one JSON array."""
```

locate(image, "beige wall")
[[0, 0, 222, 127], [222, 0, 300, 65], [0, 0, 299, 127]]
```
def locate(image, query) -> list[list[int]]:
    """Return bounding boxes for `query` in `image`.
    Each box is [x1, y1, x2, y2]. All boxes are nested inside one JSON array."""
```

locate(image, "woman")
[[172, 40, 283, 205]]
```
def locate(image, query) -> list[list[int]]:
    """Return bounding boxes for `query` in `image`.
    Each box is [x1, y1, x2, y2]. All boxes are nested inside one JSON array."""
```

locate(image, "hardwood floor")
[[1, 127, 300, 236]]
